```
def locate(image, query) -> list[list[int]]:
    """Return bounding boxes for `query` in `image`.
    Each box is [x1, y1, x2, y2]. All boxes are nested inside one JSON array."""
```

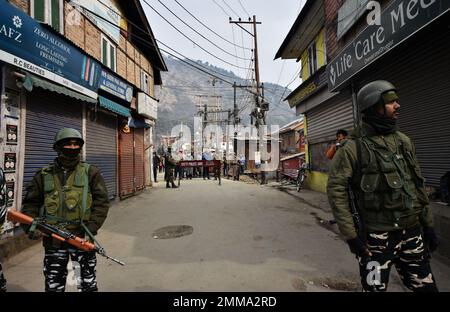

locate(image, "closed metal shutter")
[[307, 90, 354, 144], [24, 89, 82, 192], [86, 110, 117, 199], [356, 20, 450, 188], [133, 127, 145, 191], [118, 120, 134, 198]]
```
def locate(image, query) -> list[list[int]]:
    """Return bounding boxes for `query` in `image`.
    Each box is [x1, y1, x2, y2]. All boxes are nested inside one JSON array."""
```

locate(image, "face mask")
[[56, 148, 81, 169], [61, 148, 81, 158]]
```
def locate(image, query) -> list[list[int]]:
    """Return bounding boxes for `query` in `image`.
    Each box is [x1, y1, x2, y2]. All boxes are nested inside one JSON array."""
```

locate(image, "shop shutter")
[[86, 110, 117, 199], [133, 127, 145, 191], [355, 22, 450, 188], [24, 89, 82, 192], [118, 121, 134, 198], [307, 90, 354, 144]]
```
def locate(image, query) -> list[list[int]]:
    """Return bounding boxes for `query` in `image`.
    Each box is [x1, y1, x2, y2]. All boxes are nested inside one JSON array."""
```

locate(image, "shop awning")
[[98, 95, 131, 117], [128, 117, 150, 128], [20, 73, 97, 104]]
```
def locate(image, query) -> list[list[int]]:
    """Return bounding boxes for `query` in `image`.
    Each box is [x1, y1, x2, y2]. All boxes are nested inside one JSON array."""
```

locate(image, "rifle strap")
[[79, 164, 103, 252], [354, 137, 363, 186]]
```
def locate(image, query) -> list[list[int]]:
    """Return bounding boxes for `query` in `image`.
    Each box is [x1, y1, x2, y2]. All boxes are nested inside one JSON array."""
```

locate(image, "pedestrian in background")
[[326, 129, 348, 160]]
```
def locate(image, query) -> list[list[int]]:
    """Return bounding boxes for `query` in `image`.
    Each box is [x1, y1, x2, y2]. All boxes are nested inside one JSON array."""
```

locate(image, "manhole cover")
[[152, 225, 193, 239]]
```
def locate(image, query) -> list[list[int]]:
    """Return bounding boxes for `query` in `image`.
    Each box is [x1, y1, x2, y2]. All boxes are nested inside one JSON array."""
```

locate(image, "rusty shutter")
[[118, 120, 134, 198], [133, 128, 145, 191]]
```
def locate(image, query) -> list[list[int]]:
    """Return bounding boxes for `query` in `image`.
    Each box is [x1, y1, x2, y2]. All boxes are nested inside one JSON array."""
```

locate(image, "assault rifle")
[[348, 178, 365, 240], [7, 210, 125, 266]]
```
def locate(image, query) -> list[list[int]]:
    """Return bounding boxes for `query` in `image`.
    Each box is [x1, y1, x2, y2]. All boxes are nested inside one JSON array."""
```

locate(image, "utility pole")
[[230, 16, 266, 184], [230, 16, 263, 126]]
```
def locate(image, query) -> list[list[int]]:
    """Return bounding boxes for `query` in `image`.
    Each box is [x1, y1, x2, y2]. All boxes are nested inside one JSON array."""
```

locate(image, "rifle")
[[347, 178, 365, 241], [7, 210, 125, 266]]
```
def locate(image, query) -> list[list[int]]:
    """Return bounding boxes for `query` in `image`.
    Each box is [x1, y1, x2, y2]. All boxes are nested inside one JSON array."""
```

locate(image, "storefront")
[[326, 0, 450, 190], [118, 117, 147, 198], [86, 108, 118, 199], [288, 67, 355, 193], [136, 92, 158, 188], [23, 83, 85, 193]]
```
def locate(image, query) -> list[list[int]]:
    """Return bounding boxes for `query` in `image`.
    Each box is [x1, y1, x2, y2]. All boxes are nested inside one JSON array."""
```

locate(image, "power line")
[[156, 40, 250, 81], [211, 0, 231, 17], [221, 0, 240, 18], [154, 0, 251, 61], [68, 0, 267, 103], [68, 0, 256, 89], [141, 0, 251, 70], [67, 1, 238, 87], [172, 0, 252, 51], [237, 0, 250, 17], [231, 24, 243, 78]]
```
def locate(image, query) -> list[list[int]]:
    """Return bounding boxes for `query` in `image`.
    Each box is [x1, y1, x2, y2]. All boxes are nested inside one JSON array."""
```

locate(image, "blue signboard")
[[99, 69, 133, 103], [0, 0, 101, 98]]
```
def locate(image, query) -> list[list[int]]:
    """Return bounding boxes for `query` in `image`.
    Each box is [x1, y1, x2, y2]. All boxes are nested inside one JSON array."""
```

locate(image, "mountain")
[[155, 55, 296, 145]]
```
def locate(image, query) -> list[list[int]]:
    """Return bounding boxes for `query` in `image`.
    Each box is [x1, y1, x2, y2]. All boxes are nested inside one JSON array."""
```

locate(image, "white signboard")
[[72, 0, 121, 43], [137, 92, 158, 120]]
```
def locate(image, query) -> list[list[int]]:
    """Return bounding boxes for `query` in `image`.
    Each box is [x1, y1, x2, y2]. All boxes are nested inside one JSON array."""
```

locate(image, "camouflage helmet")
[[357, 80, 397, 113], [53, 128, 84, 150]]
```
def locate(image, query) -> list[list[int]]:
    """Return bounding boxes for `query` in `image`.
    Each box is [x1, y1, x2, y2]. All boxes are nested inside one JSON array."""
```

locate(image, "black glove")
[[346, 237, 371, 258], [84, 222, 98, 236], [423, 226, 439, 253], [28, 229, 43, 240]]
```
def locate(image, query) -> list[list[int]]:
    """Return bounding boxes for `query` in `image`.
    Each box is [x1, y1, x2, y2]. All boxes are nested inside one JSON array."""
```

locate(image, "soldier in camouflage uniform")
[[0, 168, 7, 292], [22, 128, 110, 292], [165, 147, 178, 188], [327, 81, 439, 292]]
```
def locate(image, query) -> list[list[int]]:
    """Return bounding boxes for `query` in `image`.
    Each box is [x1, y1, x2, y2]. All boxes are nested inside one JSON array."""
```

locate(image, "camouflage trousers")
[[44, 247, 98, 292], [358, 225, 438, 292], [166, 169, 175, 186], [0, 261, 6, 292]]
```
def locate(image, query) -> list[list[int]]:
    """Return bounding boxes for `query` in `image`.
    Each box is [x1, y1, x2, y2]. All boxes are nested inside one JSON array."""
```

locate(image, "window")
[[101, 35, 116, 72], [308, 42, 318, 76], [141, 70, 149, 94], [31, 0, 63, 33]]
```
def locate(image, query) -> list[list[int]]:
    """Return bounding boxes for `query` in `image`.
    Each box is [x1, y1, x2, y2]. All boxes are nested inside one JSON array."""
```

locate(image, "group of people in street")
[[152, 149, 235, 186]]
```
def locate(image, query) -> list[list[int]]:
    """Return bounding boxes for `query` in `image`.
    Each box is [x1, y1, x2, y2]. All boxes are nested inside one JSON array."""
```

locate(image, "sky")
[[141, 0, 305, 90]]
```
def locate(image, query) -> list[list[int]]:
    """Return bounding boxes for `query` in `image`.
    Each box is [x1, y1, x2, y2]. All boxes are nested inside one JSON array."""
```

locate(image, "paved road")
[[3, 175, 449, 291]]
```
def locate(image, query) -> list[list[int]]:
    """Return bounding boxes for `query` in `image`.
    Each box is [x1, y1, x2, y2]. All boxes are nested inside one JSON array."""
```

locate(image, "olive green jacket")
[[327, 122, 433, 240], [22, 159, 110, 246]]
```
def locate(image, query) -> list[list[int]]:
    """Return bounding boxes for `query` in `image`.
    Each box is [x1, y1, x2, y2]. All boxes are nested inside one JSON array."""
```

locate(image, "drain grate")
[[152, 225, 194, 239]]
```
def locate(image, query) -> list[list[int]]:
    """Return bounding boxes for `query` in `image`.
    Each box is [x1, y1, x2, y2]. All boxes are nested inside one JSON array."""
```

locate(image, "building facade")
[[277, 0, 450, 194], [0, 0, 167, 236], [275, 0, 354, 193]]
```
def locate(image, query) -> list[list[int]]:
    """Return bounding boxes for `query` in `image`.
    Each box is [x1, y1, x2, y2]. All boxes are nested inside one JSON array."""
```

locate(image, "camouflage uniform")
[[327, 122, 438, 292], [165, 153, 177, 188]]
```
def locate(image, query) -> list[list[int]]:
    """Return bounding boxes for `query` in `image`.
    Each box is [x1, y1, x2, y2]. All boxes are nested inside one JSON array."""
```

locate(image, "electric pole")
[[230, 16, 266, 184]]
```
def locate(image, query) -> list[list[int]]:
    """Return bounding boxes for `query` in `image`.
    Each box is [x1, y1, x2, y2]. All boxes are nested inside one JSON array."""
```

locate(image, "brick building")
[[0, 0, 167, 237]]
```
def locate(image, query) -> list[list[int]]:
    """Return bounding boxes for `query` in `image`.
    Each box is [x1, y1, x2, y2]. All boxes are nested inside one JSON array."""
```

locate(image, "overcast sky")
[[141, 0, 305, 90]]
